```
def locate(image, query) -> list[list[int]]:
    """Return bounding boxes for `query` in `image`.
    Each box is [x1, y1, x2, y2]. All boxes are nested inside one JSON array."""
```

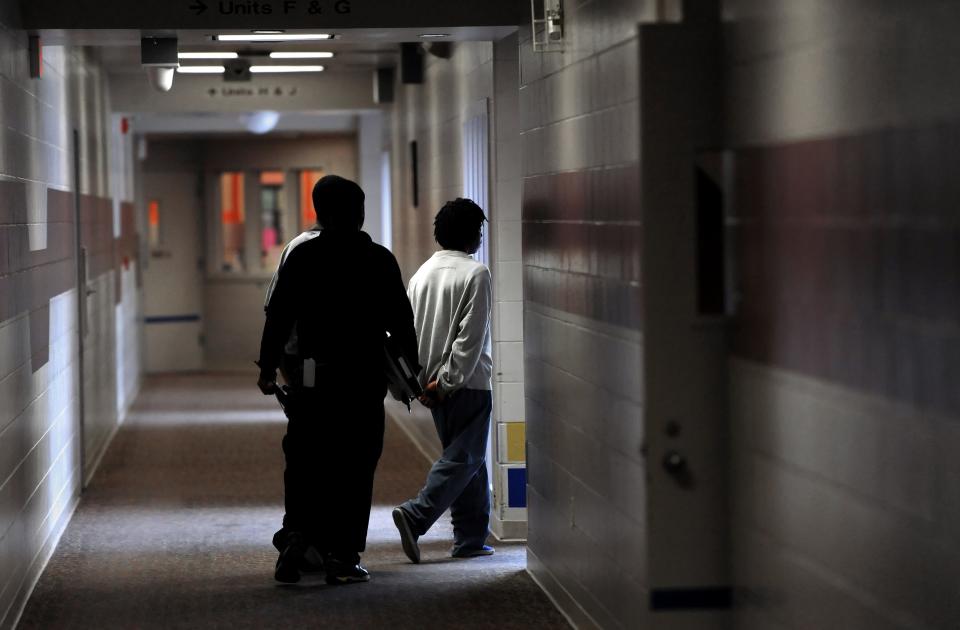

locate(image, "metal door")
[[142, 171, 204, 372], [638, 23, 731, 628]]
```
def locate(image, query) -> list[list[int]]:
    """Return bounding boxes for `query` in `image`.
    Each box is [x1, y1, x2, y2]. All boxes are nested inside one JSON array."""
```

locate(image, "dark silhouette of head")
[[312, 175, 365, 231], [433, 198, 487, 254]]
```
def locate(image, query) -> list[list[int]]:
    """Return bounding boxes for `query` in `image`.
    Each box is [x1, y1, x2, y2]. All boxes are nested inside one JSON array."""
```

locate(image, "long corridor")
[[16, 375, 567, 629]]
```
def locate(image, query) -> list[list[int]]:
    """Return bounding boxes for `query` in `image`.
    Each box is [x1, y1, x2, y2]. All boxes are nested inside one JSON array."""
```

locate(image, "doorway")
[[141, 152, 205, 374]]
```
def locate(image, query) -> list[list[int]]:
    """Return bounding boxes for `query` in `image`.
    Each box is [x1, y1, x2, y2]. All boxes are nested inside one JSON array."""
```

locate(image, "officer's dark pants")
[[278, 385, 385, 564]]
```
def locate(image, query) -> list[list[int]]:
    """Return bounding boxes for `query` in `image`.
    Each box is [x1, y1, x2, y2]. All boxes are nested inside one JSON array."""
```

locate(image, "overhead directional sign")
[[19, 0, 521, 29], [110, 71, 376, 114]]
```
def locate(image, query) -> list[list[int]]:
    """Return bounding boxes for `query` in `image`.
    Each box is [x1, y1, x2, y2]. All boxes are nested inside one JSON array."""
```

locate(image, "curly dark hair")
[[433, 198, 487, 251]]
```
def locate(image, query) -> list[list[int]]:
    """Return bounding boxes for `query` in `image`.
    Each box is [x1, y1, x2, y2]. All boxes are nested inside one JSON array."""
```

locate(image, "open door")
[[639, 23, 730, 628]]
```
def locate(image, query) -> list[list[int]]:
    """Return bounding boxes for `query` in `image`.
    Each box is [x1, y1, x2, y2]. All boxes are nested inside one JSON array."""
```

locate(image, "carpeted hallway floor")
[[17, 374, 568, 629]]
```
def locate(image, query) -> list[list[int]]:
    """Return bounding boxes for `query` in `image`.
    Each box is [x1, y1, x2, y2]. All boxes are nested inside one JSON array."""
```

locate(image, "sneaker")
[[274, 533, 306, 584], [324, 559, 371, 585], [392, 507, 421, 564], [451, 545, 495, 559]]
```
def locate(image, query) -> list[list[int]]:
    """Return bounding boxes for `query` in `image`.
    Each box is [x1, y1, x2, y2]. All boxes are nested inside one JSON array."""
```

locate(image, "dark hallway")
[[2, 1, 959, 629], [15, 375, 567, 629]]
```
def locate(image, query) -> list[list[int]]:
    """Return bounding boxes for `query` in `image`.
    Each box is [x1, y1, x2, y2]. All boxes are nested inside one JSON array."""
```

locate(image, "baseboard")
[[5, 376, 135, 628], [491, 511, 527, 541], [83, 386, 135, 488], [1, 472, 81, 630], [526, 547, 602, 630], [116, 375, 143, 426], [83, 420, 121, 488]]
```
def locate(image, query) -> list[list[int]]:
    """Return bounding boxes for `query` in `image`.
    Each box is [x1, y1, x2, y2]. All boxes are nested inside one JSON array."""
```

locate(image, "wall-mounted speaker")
[[400, 43, 424, 85], [374, 67, 395, 104]]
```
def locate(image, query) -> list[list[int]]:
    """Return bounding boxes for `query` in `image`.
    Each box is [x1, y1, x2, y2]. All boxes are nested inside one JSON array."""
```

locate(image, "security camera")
[[141, 37, 178, 93], [146, 66, 175, 92]]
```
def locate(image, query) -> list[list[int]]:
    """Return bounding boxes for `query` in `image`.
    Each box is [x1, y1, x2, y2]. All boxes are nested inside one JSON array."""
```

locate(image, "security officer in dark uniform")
[[257, 175, 418, 585]]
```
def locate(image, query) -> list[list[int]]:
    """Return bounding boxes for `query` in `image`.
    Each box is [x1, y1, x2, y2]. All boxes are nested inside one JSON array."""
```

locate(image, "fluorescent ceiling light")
[[269, 51, 334, 59], [215, 34, 333, 42], [253, 30, 285, 35], [176, 65, 225, 74], [178, 52, 238, 59], [419, 33, 450, 38], [250, 65, 325, 73]]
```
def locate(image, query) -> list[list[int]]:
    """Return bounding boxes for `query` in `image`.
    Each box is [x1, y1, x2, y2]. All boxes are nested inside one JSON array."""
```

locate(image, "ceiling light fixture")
[[418, 33, 450, 39], [176, 65, 226, 74], [178, 52, 239, 59], [269, 51, 335, 59], [215, 33, 333, 42], [249, 65, 325, 73], [253, 30, 285, 35], [245, 110, 281, 134]]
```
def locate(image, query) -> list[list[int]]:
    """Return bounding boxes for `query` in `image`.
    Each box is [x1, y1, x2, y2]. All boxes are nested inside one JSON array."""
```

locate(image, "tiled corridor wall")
[[388, 42, 494, 280], [519, 2, 665, 627], [722, 2, 960, 629], [387, 39, 529, 532], [0, 24, 140, 628], [490, 34, 527, 539]]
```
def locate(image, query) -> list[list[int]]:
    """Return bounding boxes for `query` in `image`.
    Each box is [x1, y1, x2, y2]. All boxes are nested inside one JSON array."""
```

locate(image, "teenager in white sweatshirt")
[[392, 198, 495, 562]]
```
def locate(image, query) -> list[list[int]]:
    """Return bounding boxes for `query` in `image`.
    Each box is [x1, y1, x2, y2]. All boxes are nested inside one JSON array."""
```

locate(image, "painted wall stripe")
[[506, 467, 527, 508], [506, 422, 526, 462], [497, 422, 527, 463]]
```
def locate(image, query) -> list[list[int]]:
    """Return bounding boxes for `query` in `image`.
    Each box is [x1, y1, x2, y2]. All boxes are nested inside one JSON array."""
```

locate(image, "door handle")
[[663, 450, 686, 474], [662, 450, 693, 488], [86, 287, 96, 297]]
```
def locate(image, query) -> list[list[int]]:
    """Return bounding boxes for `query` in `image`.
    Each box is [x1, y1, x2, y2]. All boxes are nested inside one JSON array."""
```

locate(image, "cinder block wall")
[[722, 2, 960, 628], [519, 1, 671, 627], [490, 33, 528, 539], [0, 26, 141, 628], [388, 42, 495, 280], [387, 39, 530, 534]]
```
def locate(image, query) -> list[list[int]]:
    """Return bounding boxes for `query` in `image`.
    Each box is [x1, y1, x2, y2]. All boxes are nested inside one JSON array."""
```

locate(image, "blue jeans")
[[401, 388, 492, 553]]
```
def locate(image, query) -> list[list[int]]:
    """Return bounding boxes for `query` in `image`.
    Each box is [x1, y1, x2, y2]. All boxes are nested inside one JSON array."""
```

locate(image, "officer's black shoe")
[[271, 528, 287, 553], [274, 533, 306, 584], [324, 558, 371, 585], [300, 546, 325, 573]]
